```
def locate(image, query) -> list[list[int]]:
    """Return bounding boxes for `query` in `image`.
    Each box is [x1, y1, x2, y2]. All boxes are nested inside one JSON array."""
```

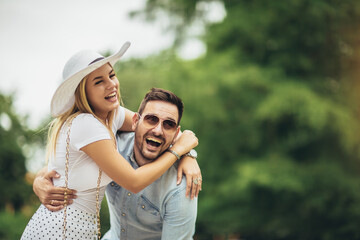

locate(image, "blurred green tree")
[[0, 93, 34, 211], [122, 0, 360, 239], [0, 92, 43, 239]]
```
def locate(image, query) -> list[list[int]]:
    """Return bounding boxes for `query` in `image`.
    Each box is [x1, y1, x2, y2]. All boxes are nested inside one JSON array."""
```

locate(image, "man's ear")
[[172, 126, 181, 145], [132, 113, 139, 131]]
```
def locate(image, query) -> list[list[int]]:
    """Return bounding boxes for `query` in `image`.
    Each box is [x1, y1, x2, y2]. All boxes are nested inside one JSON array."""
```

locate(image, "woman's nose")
[[106, 79, 117, 89]]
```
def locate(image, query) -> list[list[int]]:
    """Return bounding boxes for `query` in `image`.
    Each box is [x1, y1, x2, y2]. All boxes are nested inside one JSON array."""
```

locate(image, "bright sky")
[[0, 0, 225, 172], [0, 0, 178, 128], [0, 0, 225, 129]]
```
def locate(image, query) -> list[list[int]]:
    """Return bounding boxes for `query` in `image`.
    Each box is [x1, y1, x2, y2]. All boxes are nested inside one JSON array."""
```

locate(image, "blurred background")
[[1, 0, 360, 239]]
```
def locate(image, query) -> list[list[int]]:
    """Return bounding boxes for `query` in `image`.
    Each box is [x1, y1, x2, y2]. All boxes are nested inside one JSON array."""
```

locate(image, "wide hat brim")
[[50, 41, 131, 117]]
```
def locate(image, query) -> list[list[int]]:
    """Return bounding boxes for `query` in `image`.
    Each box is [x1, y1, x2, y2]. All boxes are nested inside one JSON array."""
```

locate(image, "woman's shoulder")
[[69, 113, 111, 149], [74, 113, 97, 121], [71, 113, 106, 132]]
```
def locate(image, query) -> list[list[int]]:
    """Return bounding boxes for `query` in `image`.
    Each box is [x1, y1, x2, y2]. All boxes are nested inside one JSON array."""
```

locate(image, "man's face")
[[132, 100, 180, 163]]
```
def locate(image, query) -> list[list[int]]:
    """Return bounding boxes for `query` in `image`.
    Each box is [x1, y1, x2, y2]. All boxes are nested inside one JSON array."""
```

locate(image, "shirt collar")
[[129, 151, 139, 169]]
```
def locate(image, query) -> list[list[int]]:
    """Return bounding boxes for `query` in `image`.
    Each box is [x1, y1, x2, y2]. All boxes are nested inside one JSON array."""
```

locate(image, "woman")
[[21, 42, 199, 239]]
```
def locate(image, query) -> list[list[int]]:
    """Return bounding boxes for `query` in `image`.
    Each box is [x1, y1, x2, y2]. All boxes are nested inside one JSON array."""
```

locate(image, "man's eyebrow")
[[164, 116, 177, 124], [146, 113, 177, 122], [167, 117, 177, 122]]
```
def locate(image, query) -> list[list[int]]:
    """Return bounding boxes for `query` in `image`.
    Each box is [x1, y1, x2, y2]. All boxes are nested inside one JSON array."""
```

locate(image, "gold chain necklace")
[[62, 118, 102, 240]]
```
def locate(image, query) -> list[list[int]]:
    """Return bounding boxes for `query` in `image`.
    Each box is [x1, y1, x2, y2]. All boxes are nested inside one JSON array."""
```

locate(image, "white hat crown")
[[63, 50, 104, 81]]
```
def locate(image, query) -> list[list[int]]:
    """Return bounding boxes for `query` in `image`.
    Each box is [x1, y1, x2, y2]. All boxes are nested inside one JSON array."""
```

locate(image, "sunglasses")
[[139, 114, 178, 131]]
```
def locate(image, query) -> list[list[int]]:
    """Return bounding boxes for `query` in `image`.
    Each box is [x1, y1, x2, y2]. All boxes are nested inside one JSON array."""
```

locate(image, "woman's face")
[[85, 63, 119, 120]]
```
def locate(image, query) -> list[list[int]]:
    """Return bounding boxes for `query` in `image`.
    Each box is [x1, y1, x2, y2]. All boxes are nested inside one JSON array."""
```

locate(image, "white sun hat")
[[50, 41, 131, 117]]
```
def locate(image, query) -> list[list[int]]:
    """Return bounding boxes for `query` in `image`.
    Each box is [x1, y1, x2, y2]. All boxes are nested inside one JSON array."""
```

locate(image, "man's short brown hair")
[[138, 88, 184, 125]]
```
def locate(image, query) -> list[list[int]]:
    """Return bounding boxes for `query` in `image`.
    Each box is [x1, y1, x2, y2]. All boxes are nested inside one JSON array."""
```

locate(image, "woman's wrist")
[[169, 144, 186, 158], [167, 148, 181, 160]]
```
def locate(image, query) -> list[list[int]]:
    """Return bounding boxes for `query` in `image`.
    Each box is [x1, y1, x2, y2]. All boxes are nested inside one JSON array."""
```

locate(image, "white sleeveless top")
[[48, 106, 125, 214]]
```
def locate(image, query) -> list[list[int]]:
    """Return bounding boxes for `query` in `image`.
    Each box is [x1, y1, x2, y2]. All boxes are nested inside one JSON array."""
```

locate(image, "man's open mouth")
[[146, 137, 162, 147]]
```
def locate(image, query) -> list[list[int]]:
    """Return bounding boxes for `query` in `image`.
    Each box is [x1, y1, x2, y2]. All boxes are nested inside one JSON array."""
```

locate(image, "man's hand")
[[177, 156, 202, 200], [33, 170, 77, 211]]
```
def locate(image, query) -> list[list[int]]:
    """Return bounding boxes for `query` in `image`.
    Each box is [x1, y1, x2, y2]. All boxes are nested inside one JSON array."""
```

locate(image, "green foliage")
[[0, 211, 30, 240], [2, 0, 360, 239], [100, 196, 111, 237], [0, 92, 43, 237], [113, 41, 360, 238], [0, 93, 35, 211], [114, 54, 169, 110], [125, 1, 360, 239]]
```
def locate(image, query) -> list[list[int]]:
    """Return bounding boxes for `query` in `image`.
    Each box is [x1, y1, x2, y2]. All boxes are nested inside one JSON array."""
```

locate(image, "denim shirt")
[[102, 132, 197, 240]]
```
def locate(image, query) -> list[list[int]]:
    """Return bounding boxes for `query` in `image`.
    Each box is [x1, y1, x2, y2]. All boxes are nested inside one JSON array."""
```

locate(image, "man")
[[33, 88, 201, 239]]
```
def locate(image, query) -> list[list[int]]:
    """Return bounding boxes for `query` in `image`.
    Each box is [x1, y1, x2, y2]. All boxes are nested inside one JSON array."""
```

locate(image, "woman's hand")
[[177, 156, 202, 199], [33, 170, 77, 211], [171, 130, 198, 156]]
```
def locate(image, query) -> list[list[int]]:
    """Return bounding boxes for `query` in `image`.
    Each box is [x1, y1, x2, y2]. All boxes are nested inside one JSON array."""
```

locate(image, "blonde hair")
[[46, 72, 122, 162]]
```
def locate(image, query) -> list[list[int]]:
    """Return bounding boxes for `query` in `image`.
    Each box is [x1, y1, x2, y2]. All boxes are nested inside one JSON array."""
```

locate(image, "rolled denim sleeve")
[[161, 187, 198, 240]]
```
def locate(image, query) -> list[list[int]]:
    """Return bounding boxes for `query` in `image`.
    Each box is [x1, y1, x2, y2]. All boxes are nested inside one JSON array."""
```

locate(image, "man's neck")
[[133, 150, 151, 167]]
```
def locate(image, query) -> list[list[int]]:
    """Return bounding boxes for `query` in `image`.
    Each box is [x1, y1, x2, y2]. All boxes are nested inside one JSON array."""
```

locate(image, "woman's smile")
[[105, 92, 117, 101]]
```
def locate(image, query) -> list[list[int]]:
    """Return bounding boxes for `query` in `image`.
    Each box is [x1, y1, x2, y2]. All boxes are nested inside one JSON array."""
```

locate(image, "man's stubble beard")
[[134, 129, 174, 165]]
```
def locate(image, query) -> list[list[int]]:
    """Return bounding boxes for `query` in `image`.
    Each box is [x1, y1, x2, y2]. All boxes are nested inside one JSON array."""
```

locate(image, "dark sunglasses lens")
[[143, 114, 177, 130], [144, 115, 159, 126], [163, 120, 177, 130]]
